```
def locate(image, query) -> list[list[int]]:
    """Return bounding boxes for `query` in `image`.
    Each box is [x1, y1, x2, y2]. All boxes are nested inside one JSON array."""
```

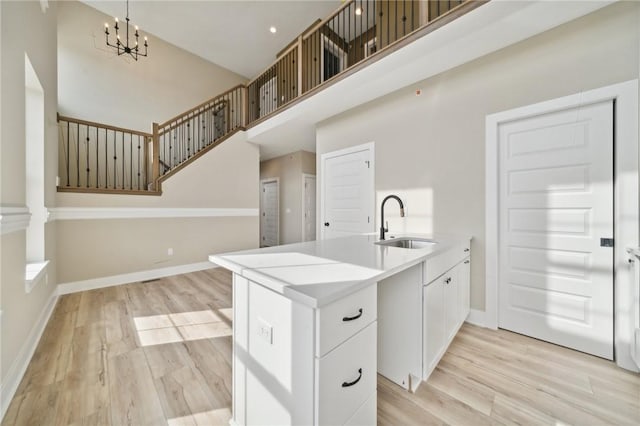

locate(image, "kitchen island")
[[209, 233, 471, 426]]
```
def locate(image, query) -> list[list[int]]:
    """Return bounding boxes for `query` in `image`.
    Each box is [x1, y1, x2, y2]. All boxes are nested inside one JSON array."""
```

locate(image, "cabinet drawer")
[[424, 242, 470, 284], [316, 321, 377, 426], [316, 284, 376, 357]]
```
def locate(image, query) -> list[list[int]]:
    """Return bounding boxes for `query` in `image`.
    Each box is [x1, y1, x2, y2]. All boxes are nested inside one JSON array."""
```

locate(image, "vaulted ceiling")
[[82, 0, 342, 79]]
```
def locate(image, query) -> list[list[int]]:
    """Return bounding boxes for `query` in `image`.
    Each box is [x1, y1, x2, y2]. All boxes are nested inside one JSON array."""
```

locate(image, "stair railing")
[[57, 114, 155, 194], [152, 84, 246, 190]]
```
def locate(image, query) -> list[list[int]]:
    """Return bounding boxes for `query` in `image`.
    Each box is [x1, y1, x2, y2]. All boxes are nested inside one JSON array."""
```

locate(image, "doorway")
[[485, 80, 639, 369], [260, 178, 279, 247], [302, 174, 316, 242], [498, 100, 614, 359], [320, 142, 374, 240]]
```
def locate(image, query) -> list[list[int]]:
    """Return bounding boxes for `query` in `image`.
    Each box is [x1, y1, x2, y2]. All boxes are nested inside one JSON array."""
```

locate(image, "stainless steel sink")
[[375, 237, 437, 249]]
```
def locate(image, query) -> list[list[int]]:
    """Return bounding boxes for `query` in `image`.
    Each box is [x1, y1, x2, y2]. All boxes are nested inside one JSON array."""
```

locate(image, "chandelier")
[[104, 0, 148, 61]]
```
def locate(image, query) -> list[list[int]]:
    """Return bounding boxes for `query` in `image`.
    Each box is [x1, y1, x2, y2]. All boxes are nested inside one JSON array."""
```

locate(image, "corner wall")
[[316, 1, 640, 311], [0, 0, 59, 411]]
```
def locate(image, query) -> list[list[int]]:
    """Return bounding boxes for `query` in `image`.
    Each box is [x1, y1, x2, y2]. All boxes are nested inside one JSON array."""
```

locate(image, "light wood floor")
[[3, 268, 639, 425]]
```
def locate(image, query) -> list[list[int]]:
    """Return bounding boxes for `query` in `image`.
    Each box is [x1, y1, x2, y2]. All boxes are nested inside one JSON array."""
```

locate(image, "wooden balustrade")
[[57, 1, 478, 195], [57, 114, 156, 194]]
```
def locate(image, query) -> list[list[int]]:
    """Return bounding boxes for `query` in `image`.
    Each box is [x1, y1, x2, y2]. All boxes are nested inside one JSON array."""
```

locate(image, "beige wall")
[[260, 150, 316, 244], [316, 2, 640, 311], [57, 1, 247, 133], [52, 1, 259, 285], [55, 132, 260, 283], [0, 0, 59, 383]]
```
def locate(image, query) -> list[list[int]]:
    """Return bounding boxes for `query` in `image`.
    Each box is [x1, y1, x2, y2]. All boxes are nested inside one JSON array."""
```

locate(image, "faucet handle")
[[385, 221, 389, 232]]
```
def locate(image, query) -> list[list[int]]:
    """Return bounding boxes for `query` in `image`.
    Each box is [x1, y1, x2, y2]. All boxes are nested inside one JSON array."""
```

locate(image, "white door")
[[321, 143, 374, 239], [260, 179, 279, 247], [498, 100, 614, 359], [303, 175, 316, 241]]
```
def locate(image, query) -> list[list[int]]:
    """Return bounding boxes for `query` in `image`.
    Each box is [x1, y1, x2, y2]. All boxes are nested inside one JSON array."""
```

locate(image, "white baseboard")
[[1, 290, 59, 421], [465, 308, 487, 327], [57, 261, 216, 295]]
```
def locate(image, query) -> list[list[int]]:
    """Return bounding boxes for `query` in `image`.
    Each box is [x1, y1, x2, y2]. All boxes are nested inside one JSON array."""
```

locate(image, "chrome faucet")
[[380, 195, 405, 240]]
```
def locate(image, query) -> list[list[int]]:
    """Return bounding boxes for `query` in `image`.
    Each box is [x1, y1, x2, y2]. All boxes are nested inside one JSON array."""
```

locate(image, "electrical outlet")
[[257, 317, 273, 344], [167, 248, 173, 256]]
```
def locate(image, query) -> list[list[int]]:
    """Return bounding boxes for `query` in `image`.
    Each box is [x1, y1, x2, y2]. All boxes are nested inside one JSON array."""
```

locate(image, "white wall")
[[316, 1, 640, 311], [0, 0, 59, 404], [57, 1, 247, 133]]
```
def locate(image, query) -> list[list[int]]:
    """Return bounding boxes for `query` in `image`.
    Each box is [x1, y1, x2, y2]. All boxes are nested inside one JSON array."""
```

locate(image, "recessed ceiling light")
[[355, 7, 363, 16], [270, 26, 277, 34]]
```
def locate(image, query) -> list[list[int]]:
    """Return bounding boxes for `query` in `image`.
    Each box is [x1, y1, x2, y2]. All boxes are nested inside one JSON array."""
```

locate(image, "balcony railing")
[[58, 0, 478, 195]]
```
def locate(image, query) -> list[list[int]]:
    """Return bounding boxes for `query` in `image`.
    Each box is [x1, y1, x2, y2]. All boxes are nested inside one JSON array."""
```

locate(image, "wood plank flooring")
[[4, 268, 639, 425]]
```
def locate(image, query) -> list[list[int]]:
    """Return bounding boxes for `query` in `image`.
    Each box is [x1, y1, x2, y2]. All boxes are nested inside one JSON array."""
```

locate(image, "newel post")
[[152, 122, 160, 191]]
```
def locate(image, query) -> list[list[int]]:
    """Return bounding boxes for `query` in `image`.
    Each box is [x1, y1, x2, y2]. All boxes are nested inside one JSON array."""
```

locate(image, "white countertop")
[[209, 233, 470, 307]]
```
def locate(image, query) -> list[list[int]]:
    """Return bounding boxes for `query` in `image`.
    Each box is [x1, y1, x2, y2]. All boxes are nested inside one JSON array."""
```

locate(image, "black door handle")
[[324, 222, 330, 227], [342, 368, 363, 388], [342, 308, 363, 322]]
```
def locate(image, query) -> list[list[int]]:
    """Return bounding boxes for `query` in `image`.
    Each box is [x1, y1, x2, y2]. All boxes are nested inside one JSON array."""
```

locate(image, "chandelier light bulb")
[[104, 0, 149, 61], [355, 7, 362, 15]]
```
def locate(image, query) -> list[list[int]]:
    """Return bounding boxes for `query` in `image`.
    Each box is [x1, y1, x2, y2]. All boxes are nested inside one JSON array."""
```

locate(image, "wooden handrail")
[[157, 84, 245, 128], [158, 100, 228, 134], [57, 113, 153, 138]]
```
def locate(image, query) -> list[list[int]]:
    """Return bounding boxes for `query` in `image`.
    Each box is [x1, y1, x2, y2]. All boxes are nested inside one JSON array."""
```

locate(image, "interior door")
[[321, 144, 374, 239], [303, 175, 316, 242], [498, 100, 614, 359], [260, 179, 279, 247]]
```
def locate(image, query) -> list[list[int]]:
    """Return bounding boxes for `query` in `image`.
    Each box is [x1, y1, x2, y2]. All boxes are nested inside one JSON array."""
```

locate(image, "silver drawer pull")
[[342, 308, 363, 322], [464, 260, 470, 264], [341, 368, 363, 388], [464, 248, 470, 252]]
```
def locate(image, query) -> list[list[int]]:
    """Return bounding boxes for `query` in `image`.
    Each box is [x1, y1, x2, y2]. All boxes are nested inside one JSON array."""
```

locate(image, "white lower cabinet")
[[423, 275, 446, 376], [232, 276, 377, 426], [422, 253, 471, 380], [316, 322, 377, 425]]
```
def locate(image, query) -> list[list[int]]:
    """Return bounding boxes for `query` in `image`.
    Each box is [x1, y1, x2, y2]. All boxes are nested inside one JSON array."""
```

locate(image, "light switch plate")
[[257, 317, 273, 344]]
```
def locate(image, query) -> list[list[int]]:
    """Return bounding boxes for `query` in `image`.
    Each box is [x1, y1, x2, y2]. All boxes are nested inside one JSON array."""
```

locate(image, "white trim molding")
[[47, 207, 259, 221], [465, 309, 487, 328], [57, 261, 215, 295], [0, 206, 31, 235], [0, 290, 58, 421], [485, 79, 639, 371]]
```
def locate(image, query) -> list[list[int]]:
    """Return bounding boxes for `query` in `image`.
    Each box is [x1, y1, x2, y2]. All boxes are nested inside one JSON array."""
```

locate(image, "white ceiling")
[[82, 0, 341, 78]]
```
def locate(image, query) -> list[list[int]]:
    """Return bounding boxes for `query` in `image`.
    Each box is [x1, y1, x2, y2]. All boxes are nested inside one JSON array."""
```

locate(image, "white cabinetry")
[[423, 248, 471, 380], [232, 274, 376, 426], [378, 240, 471, 391]]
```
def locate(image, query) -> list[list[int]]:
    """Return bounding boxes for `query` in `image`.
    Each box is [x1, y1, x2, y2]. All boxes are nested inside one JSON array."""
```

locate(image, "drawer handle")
[[341, 368, 363, 388], [464, 248, 470, 252], [464, 260, 470, 264], [342, 308, 363, 322], [445, 277, 452, 284]]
